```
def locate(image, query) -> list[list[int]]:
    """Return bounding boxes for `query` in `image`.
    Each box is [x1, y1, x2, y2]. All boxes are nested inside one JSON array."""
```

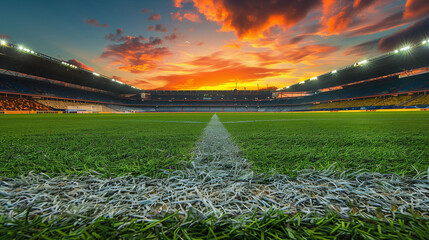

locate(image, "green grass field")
[[218, 111, 429, 176], [0, 113, 212, 177], [1, 111, 428, 177], [1, 112, 428, 239]]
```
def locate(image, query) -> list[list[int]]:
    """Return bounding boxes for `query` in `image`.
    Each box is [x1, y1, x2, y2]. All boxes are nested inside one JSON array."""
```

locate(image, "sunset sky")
[[1, 0, 429, 90]]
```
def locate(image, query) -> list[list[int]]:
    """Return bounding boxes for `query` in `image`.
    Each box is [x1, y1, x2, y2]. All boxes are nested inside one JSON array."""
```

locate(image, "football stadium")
[[1, 1, 429, 239]]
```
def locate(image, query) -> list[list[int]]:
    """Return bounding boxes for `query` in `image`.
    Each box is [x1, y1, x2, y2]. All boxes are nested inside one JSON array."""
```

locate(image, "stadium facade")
[[1, 40, 429, 113]]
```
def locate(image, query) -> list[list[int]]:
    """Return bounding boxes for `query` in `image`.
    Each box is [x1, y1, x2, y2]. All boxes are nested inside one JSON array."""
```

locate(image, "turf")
[[218, 111, 429, 176], [2, 210, 428, 239], [1, 111, 428, 239], [0, 113, 212, 178]]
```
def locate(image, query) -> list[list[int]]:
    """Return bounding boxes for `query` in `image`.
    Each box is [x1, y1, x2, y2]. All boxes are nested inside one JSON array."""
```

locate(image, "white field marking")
[[0, 114, 428, 222]]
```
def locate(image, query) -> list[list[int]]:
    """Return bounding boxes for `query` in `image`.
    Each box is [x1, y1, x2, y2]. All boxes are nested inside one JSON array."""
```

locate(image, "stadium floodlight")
[[299, 81, 305, 84], [358, 60, 368, 65], [394, 50, 399, 53], [286, 86, 290, 89], [18, 45, 24, 50], [423, 40, 427, 44], [311, 77, 317, 80], [93, 72, 100, 76], [400, 46, 410, 51], [0, 40, 6, 46], [331, 70, 337, 74]]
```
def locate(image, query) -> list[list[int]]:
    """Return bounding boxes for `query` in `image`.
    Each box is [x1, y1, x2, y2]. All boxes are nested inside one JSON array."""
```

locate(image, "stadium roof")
[[0, 44, 141, 94], [281, 42, 429, 93]]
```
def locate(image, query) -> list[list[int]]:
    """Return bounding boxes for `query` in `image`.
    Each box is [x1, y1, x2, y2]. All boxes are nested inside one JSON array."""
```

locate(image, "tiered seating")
[[376, 95, 413, 106], [404, 94, 429, 106], [0, 95, 51, 111], [309, 95, 413, 110], [35, 99, 116, 112]]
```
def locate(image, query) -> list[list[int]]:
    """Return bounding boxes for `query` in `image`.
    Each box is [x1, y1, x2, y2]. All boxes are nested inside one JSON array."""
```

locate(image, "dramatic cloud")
[[154, 65, 291, 90], [147, 25, 155, 31], [141, 8, 151, 13], [321, 0, 377, 34], [148, 13, 161, 21], [378, 17, 429, 52], [197, 42, 204, 46], [67, 59, 94, 71], [83, 19, 109, 28], [0, 34, 10, 40], [175, 0, 321, 39], [343, 39, 380, 56], [404, 0, 429, 19], [101, 30, 172, 73]]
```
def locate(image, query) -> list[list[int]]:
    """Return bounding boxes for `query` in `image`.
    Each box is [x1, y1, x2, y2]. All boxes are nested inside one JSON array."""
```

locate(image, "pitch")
[[0, 112, 428, 239], [1, 112, 427, 177]]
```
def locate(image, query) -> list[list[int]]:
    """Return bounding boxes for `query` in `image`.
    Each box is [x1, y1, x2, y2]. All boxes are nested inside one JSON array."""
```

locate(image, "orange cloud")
[[183, 12, 201, 22], [171, 11, 201, 22], [404, 0, 429, 19], [67, 59, 94, 71], [171, 12, 182, 21], [321, 0, 376, 34], [145, 51, 292, 89], [173, 0, 193, 8], [176, 0, 321, 39], [100, 30, 172, 73], [153, 65, 291, 90], [223, 39, 244, 49]]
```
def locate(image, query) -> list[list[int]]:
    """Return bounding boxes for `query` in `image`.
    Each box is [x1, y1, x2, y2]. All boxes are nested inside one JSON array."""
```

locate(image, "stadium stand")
[[35, 99, 116, 112], [309, 95, 414, 110], [1, 41, 429, 112], [0, 94, 51, 111], [403, 94, 429, 106]]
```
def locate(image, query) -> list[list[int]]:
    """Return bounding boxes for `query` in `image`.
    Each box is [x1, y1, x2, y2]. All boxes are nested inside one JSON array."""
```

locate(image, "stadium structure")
[[1, 39, 429, 113]]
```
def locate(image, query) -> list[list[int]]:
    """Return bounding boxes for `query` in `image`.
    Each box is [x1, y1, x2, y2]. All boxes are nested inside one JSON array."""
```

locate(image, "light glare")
[[331, 70, 337, 74], [358, 60, 368, 65]]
